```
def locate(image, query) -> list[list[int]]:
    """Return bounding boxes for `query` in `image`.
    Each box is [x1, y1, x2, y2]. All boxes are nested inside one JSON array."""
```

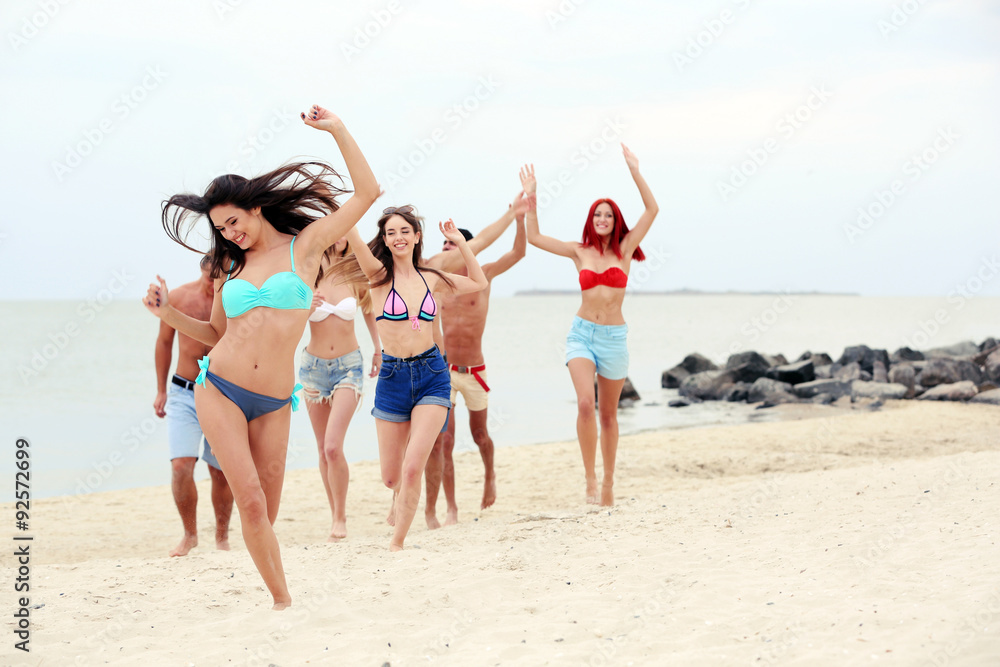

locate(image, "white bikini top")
[[308, 297, 357, 322]]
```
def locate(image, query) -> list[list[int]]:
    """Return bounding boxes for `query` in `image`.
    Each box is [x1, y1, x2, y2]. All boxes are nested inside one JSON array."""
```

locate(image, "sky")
[[1, 0, 998, 299]]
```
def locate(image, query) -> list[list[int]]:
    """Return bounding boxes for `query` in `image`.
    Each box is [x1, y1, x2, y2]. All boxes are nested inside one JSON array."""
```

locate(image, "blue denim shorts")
[[299, 348, 364, 403], [565, 316, 629, 380], [372, 346, 452, 422], [166, 379, 221, 470]]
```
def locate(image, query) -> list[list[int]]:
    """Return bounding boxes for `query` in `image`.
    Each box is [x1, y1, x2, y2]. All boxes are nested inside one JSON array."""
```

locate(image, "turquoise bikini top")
[[221, 236, 313, 319]]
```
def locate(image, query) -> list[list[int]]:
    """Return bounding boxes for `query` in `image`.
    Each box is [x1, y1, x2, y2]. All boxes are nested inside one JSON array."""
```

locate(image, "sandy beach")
[[5, 400, 1000, 666]]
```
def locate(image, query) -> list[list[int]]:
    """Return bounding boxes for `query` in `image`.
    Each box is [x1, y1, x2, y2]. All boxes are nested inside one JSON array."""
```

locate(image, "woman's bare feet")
[[386, 493, 397, 526], [601, 480, 614, 506], [272, 597, 292, 611], [585, 477, 599, 504], [328, 519, 347, 542], [426, 511, 442, 530], [444, 507, 458, 526], [216, 537, 230, 551], [170, 534, 198, 557]]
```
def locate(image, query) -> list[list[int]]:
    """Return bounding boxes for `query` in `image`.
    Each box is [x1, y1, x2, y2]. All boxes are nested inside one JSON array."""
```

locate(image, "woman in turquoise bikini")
[[143, 105, 379, 609], [520, 144, 658, 506]]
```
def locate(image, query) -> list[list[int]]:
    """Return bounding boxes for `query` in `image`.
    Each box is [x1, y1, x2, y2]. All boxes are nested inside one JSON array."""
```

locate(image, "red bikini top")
[[579, 267, 628, 290]]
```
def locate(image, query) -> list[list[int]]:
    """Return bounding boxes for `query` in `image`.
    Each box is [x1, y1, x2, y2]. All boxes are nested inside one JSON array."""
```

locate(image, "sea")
[[2, 294, 997, 500]]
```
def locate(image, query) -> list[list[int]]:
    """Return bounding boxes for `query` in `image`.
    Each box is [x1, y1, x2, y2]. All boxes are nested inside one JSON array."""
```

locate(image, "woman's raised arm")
[[296, 106, 380, 272], [519, 164, 577, 259], [619, 144, 659, 257]]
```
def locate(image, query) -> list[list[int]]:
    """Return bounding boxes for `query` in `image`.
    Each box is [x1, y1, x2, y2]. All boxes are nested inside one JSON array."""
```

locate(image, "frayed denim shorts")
[[565, 316, 629, 380], [299, 348, 364, 404], [372, 346, 452, 422]]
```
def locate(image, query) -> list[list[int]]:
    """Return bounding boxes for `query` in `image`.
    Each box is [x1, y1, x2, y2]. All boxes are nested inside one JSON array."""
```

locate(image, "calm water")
[[2, 295, 997, 499]]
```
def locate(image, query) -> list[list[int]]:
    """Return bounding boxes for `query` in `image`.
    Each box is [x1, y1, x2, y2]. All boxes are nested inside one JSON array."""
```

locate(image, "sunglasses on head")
[[382, 205, 415, 216]]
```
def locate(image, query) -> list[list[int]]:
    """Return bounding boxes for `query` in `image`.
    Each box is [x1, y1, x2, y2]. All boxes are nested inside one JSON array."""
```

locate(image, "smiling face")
[[383, 214, 420, 258], [209, 204, 259, 249], [592, 202, 616, 237]]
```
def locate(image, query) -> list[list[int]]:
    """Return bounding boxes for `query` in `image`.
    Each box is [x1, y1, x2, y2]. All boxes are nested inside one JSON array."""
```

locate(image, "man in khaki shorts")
[[423, 206, 526, 527]]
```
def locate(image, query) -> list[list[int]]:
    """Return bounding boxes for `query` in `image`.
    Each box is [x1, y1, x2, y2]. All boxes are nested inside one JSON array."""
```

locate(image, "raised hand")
[[310, 292, 325, 313], [519, 164, 536, 194], [439, 219, 466, 245], [622, 143, 639, 171], [300, 104, 343, 132], [511, 190, 528, 219], [142, 275, 170, 318]]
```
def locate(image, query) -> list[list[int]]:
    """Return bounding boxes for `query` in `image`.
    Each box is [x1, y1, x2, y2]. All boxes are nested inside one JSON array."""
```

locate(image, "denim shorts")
[[166, 379, 221, 470], [299, 348, 364, 403], [565, 316, 629, 380], [372, 346, 452, 422]]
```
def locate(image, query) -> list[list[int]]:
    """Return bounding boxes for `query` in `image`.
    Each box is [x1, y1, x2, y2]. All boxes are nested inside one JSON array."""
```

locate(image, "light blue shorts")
[[565, 316, 629, 380], [166, 379, 221, 470], [299, 348, 364, 403]]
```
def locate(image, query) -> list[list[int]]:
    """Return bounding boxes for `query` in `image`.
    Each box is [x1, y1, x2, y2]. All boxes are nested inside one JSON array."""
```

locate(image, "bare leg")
[[196, 385, 291, 610], [304, 398, 336, 535], [208, 464, 233, 550], [424, 431, 445, 529], [322, 387, 360, 540], [391, 404, 449, 550], [170, 457, 198, 557], [567, 358, 599, 504], [596, 375, 626, 506], [442, 409, 458, 525], [468, 409, 496, 510], [377, 419, 410, 529]]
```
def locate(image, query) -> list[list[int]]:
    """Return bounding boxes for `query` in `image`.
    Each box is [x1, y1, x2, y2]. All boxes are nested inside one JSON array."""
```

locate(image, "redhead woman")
[[337, 208, 488, 550], [143, 106, 379, 608], [520, 144, 658, 506], [300, 237, 380, 541]]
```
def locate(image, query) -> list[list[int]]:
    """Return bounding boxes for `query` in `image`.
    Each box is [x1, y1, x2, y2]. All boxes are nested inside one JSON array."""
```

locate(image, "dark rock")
[[851, 381, 908, 401], [888, 364, 916, 398], [872, 360, 888, 383], [620, 378, 640, 404], [979, 382, 999, 393], [837, 345, 890, 374], [916, 381, 977, 401], [792, 379, 853, 400], [661, 353, 719, 388], [834, 362, 862, 381], [746, 377, 793, 404], [721, 383, 750, 402], [679, 370, 736, 401], [797, 351, 834, 367], [859, 370, 873, 382], [765, 359, 815, 385], [917, 358, 962, 388], [814, 365, 833, 379], [955, 360, 983, 385], [762, 353, 788, 367], [890, 347, 925, 363], [970, 388, 1000, 405], [668, 398, 693, 408], [979, 337, 999, 352], [984, 350, 1000, 383], [725, 351, 771, 383], [755, 392, 800, 409], [924, 341, 979, 358], [811, 393, 836, 405]]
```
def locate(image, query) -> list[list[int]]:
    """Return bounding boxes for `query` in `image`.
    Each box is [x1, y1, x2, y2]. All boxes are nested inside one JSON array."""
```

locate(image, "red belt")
[[450, 364, 490, 392]]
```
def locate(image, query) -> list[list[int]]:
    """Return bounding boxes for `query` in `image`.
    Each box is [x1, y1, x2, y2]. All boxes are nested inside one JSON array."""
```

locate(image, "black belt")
[[388, 346, 439, 363], [172, 375, 196, 391]]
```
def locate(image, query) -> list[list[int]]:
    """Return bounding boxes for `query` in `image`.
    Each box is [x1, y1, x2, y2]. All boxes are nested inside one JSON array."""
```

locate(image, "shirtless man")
[[153, 255, 233, 556], [424, 209, 526, 527]]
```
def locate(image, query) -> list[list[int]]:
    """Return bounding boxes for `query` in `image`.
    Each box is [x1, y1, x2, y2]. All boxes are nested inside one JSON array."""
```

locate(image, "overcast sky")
[[2, 0, 998, 299]]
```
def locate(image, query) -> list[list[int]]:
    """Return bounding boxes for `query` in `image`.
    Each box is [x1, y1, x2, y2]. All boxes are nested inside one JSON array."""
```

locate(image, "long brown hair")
[[162, 161, 350, 281]]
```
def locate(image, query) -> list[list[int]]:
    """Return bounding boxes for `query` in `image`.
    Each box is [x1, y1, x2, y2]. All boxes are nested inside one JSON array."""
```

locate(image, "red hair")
[[580, 198, 645, 261]]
